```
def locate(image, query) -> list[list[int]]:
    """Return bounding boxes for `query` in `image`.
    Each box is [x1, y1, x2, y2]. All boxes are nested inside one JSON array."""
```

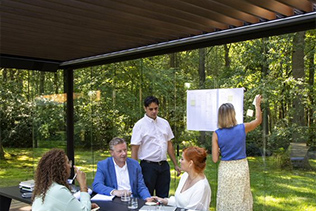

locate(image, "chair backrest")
[[290, 142, 309, 158]]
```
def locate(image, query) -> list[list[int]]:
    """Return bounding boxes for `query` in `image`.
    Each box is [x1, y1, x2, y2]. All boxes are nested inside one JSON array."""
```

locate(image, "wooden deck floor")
[[9, 199, 31, 211]]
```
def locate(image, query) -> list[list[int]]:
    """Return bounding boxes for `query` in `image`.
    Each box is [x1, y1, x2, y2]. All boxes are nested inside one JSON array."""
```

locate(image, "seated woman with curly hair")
[[32, 148, 99, 211]]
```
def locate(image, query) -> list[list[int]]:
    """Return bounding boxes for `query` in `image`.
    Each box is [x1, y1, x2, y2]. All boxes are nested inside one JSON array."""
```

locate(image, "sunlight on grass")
[[278, 175, 292, 180], [17, 155, 30, 161], [259, 195, 284, 203], [247, 157, 257, 161], [277, 183, 314, 193], [257, 195, 291, 210], [257, 195, 315, 211], [309, 159, 316, 169]]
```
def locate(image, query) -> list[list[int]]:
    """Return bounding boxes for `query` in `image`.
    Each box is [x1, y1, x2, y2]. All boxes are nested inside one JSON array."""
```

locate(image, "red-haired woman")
[[153, 146, 211, 211]]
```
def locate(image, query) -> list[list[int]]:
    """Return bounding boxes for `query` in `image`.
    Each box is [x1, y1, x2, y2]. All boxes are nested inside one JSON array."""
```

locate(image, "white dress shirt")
[[131, 114, 174, 162], [113, 158, 131, 191]]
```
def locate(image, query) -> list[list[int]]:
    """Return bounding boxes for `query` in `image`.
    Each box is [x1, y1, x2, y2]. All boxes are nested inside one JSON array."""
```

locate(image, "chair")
[[289, 142, 312, 169]]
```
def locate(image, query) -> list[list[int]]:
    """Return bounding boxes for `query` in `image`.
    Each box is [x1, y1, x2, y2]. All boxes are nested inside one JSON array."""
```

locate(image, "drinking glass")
[[121, 191, 130, 202], [127, 197, 138, 209]]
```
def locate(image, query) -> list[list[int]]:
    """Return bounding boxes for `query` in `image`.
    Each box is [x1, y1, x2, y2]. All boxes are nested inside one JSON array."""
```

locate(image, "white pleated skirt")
[[216, 158, 253, 211]]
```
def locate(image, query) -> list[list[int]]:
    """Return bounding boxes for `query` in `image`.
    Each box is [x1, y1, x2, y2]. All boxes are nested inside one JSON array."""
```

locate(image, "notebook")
[[19, 180, 35, 192], [91, 193, 114, 201], [139, 205, 177, 211]]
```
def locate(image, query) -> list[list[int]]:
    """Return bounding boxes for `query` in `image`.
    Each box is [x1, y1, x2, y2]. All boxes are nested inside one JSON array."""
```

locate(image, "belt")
[[141, 160, 167, 165]]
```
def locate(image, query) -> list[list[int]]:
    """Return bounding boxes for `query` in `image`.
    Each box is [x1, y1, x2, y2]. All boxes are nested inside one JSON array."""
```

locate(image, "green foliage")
[[33, 99, 65, 142], [1, 29, 315, 151], [272, 147, 293, 170], [0, 79, 33, 147], [269, 120, 292, 149]]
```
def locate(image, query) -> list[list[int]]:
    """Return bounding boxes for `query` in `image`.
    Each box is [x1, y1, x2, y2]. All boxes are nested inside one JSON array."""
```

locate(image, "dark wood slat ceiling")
[[245, 0, 294, 16], [0, 0, 315, 70], [276, 0, 314, 12], [181, 0, 260, 24]]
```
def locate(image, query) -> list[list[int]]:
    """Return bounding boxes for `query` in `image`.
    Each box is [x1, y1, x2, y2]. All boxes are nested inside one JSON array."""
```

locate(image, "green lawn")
[[1, 148, 315, 211]]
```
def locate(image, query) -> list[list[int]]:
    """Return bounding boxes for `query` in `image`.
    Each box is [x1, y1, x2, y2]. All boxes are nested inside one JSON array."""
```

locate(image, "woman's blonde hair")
[[217, 103, 237, 128]]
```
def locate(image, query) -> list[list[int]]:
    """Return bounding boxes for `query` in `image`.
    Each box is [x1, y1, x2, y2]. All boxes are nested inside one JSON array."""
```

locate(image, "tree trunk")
[[16, 70, 23, 92], [199, 48, 206, 88], [39, 71, 45, 95], [0, 69, 4, 159], [169, 53, 179, 142], [224, 44, 231, 68], [199, 48, 206, 146], [292, 31, 306, 142], [0, 144, 4, 160], [3, 68, 7, 82], [139, 59, 143, 117], [261, 37, 270, 156], [307, 34, 315, 145], [54, 71, 59, 94], [169, 53, 178, 68], [307, 56, 314, 126], [0, 103, 4, 159]]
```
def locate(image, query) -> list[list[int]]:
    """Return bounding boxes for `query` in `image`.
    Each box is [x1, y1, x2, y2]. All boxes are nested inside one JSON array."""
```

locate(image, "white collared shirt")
[[112, 158, 131, 191], [131, 114, 174, 162]]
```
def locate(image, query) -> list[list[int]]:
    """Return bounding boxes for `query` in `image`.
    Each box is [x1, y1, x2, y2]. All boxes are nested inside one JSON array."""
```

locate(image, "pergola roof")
[[1, 0, 316, 71]]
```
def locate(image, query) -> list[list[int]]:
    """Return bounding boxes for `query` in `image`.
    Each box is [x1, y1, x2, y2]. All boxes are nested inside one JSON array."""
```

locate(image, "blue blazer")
[[92, 157, 151, 200]]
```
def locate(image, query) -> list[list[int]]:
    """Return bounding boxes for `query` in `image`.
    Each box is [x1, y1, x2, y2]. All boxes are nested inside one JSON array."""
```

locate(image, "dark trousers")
[[140, 160, 170, 198]]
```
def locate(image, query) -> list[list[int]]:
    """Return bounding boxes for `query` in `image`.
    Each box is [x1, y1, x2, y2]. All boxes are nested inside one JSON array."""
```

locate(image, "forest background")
[[1, 30, 315, 152], [0, 30, 315, 210]]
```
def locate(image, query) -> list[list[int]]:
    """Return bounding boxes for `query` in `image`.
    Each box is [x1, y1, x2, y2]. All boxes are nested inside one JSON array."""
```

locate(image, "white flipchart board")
[[186, 88, 244, 131]]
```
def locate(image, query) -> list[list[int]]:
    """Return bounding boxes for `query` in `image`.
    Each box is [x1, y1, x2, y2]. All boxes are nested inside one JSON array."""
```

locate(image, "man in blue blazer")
[[92, 137, 152, 201]]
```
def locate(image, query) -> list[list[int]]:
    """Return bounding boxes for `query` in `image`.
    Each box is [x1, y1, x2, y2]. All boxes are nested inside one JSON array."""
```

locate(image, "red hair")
[[183, 146, 207, 173]]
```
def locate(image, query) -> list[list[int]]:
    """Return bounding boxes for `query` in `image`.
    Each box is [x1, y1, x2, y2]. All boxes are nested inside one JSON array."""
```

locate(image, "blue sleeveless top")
[[215, 124, 246, 161]]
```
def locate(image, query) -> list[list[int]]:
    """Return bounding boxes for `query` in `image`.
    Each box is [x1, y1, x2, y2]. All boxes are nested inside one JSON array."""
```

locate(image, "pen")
[[72, 173, 77, 180], [72, 167, 81, 181], [68, 173, 77, 184]]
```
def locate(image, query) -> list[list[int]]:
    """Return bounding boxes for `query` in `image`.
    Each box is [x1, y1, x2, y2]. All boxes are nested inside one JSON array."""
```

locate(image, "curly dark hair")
[[32, 148, 71, 202]]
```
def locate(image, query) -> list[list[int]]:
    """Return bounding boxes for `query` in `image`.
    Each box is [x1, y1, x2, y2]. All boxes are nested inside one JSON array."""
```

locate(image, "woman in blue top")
[[212, 95, 262, 211]]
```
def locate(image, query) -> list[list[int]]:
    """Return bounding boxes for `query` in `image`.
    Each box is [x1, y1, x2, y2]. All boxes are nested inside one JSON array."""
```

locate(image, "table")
[[0, 186, 31, 211], [0, 186, 184, 211], [94, 197, 146, 211]]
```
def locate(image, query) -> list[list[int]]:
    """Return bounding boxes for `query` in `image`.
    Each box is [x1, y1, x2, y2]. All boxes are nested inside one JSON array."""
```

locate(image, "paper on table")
[[73, 188, 93, 200], [139, 205, 176, 211], [19, 179, 35, 191], [91, 194, 114, 201], [19, 179, 35, 188]]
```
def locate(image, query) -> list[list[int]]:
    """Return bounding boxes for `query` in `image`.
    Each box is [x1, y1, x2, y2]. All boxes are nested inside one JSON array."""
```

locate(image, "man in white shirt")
[[131, 96, 181, 198], [92, 137, 151, 200]]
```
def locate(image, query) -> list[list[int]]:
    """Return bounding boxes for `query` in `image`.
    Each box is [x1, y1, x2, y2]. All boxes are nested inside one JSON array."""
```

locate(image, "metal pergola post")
[[64, 68, 75, 177]]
